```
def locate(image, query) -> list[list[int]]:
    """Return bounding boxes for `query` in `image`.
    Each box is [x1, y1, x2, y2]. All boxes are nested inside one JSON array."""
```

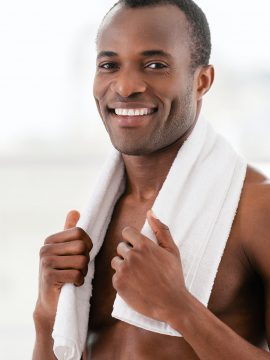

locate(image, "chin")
[[111, 141, 153, 156]]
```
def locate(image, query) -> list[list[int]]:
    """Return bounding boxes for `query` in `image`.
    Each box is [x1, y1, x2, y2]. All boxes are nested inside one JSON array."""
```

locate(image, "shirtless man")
[[32, 1, 270, 359]]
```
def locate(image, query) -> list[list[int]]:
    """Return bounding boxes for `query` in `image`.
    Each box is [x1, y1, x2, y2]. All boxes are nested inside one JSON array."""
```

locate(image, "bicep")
[[242, 200, 270, 346], [248, 239, 270, 347]]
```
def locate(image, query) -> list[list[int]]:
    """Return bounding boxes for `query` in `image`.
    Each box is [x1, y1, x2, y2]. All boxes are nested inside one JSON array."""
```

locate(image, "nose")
[[110, 69, 147, 98]]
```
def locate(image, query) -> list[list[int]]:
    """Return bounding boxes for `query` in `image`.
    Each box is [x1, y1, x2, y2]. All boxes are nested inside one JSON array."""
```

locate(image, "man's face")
[[93, 4, 198, 155]]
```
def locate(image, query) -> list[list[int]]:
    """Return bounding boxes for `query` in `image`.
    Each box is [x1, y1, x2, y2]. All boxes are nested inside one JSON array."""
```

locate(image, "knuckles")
[[75, 278, 85, 287], [116, 242, 122, 254], [74, 270, 83, 284], [41, 256, 54, 268], [78, 255, 89, 269], [74, 240, 87, 254], [135, 240, 147, 252], [73, 227, 85, 237], [43, 227, 93, 252], [124, 249, 135, 264], [111, 257, 128, 292], [112, 273, 122, 291], [42, 268, 85, 287], [39, 245, 49, 258], [112, 273, 118, 289], [116, 262, 126, 277], [44, 234, 55, 245], [73, 227, 86, 241], [73, 227, 93, 251], [78, 257, 89, 276], [111, 256, 117, 269]]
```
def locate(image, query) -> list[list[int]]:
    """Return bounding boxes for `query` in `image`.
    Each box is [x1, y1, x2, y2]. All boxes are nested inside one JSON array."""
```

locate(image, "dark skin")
[[33, 4, 270, 360], [88, 167, 269, 360]]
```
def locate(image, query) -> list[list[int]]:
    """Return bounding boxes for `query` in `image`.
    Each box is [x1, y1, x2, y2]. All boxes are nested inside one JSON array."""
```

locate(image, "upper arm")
[[242, 181, 270, 345]]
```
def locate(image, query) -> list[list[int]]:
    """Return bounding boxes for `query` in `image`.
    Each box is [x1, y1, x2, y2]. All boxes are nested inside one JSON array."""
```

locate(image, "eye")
[[146, 62, 167, 69], [98, 62, 119, 71]]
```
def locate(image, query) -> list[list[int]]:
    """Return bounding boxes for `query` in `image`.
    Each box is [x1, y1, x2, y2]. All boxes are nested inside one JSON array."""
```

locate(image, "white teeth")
[[114, 108, 154, 116], [140, 109, 145, 116]]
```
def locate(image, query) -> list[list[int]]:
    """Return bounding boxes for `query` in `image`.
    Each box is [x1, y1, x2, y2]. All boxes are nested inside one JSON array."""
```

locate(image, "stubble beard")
[[107, 87, 194, 156]]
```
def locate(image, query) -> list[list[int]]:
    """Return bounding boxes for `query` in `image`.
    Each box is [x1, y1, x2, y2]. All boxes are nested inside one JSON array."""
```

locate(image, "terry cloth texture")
[[52, 116, 247, 360]]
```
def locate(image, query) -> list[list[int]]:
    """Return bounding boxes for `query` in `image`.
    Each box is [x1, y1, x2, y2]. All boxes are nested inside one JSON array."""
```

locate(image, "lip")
[[108, 102, 157, 110]]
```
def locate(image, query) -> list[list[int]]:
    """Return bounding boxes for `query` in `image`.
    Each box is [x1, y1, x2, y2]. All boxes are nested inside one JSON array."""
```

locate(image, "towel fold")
[[52, 116, 247, 359]]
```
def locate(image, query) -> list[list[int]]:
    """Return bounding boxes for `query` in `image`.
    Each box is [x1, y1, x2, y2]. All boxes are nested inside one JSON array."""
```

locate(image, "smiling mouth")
[[108, 107, 158, 116], [107, 106, 158, 128]]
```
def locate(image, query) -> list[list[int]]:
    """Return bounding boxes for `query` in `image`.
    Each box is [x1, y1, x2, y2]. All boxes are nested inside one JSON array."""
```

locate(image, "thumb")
[[64, 210, 80, 230], [147, 209, 178, 254]]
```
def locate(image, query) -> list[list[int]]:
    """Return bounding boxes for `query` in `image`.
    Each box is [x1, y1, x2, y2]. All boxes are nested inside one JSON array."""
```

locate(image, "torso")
[[85, 166, 268, 359]]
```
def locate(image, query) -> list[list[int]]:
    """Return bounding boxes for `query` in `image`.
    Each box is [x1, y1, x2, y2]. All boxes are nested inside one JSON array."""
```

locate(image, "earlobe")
[[196, 65, 215, 100]]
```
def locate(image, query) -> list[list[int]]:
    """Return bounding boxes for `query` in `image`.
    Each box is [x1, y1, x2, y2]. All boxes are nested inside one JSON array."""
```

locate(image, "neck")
[[122, 121, 197, 202]]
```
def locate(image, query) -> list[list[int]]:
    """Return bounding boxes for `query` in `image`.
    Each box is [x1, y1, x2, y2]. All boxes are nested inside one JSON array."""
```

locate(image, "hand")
[[111, 210, 188, 322], [34, 210, 92, 324]]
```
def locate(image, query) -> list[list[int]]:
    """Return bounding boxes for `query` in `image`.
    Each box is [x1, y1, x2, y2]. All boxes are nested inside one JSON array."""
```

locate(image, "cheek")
[[151, 75, 184, 106], [93, 78, 107, 119], [93, 75, 101, 100], [93, 74, 109, 101]]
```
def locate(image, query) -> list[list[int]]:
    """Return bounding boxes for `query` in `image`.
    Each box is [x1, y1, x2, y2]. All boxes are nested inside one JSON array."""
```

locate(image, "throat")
[[121, 134, 184, 199]]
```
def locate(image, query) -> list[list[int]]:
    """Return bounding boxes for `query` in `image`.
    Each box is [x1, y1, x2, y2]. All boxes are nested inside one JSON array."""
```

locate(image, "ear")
[[195, 65, 215, 100]]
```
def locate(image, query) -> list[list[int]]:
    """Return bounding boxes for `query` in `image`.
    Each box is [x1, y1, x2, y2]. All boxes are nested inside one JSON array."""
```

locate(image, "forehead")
[[97, 4, 190, 60]]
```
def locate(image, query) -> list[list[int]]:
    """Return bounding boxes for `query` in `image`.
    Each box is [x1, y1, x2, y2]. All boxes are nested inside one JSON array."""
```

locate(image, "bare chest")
[[89, 197, 153, 329], [87, 199, 264, 358]]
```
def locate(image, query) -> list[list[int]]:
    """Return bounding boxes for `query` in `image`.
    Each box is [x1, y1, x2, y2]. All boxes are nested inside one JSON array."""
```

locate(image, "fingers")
[[120, 212, 178, 256], [43, 268, 86, 287], [41, 255, 89, 276], [40, 240, 90, 257], [37, 210, 89, 318], [146, 210, 179, 254], [116, 241, 132, 259], [40, 224, 92, 286], [111, 256, 124, 271], [64, 210, 80, 230], [112, 242, 131, 277], [121, 226, 150, 249], [44, 227, 92, 253]]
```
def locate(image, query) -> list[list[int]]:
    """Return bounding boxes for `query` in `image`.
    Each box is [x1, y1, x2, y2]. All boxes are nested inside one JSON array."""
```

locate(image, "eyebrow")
[[97, 51, 118, 60], [97, 49, 172, 60], [140, 50, 172, 58]]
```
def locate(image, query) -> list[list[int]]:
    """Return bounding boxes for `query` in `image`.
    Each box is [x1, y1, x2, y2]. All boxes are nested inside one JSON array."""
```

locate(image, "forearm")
[[32, 308, 57, 360], [167, 292, 269, 360]]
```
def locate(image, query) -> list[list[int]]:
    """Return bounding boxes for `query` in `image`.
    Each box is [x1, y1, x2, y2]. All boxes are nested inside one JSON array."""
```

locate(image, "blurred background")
[[0, 0, 269, 358]]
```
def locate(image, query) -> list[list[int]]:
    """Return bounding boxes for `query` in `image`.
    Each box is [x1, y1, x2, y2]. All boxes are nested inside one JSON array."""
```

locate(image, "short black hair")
[[109, 0, 211, 71]]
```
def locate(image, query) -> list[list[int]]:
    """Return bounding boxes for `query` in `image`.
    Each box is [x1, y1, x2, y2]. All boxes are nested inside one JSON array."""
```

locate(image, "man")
[[33, 0, 270, 359]]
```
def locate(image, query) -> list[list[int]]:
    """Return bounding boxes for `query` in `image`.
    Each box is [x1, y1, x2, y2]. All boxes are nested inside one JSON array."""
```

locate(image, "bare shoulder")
[[239, 165, 270, 224], [238, 164, 270, 277]]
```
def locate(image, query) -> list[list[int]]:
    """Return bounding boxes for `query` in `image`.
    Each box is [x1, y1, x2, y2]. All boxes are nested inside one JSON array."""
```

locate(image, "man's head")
[[93, 0, 214, 155], [107, 0, 211, 71]]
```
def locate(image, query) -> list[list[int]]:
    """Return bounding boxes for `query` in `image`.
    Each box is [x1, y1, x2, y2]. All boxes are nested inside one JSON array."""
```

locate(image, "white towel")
[[52, 116, 247, 360]]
